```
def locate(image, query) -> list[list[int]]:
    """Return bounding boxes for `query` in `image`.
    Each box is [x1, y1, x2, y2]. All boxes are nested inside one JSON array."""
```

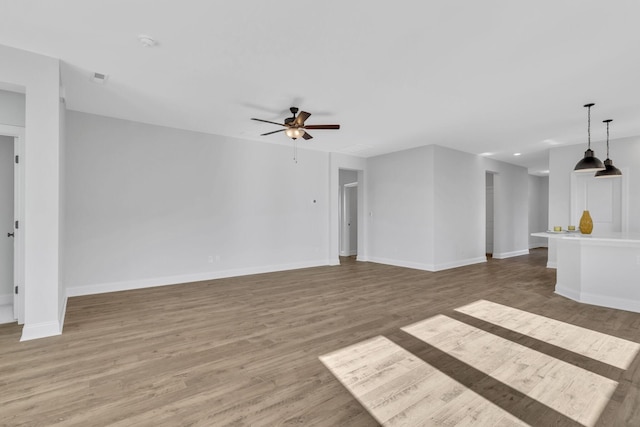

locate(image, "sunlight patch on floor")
[[319, 336, 528, 426], [455, 299, 640, 369], [402, 315, 618, 427], [320, 299, 640, 426]]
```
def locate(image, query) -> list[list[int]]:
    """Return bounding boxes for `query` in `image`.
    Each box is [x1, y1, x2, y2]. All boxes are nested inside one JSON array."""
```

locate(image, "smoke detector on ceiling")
[[138, 34, 157, 47]]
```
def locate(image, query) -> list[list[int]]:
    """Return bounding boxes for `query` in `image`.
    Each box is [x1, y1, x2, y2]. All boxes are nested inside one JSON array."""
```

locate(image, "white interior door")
[[0, 125, 24, 324], [572, 173, 625, 233], [0, 135, 14, 322], [346, 185, 358, 255]]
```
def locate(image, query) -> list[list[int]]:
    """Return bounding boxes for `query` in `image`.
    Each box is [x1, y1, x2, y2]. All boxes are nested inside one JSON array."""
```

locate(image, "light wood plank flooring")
[[1, 249, 640, 426]]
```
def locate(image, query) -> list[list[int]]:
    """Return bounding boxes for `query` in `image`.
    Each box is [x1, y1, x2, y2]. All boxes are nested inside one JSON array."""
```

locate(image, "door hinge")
[[15, 286, 18, 295], [15, 155, 19, 164], [15, 220, 19, 229]]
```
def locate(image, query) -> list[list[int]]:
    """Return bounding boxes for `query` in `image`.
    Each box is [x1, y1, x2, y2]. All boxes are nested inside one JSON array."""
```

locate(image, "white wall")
[[0, 89, 25, 127], [366, 144, 529, 271], [65, 111, 330, 294], [433, 146, 487, 267], [0, 44, 62, 340], [367, 145, 435, 270], [528, 175, 549, 248]]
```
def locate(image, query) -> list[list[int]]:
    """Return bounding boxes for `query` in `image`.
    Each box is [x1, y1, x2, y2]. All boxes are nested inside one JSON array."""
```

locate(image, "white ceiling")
[[2, 1, 640, 175]]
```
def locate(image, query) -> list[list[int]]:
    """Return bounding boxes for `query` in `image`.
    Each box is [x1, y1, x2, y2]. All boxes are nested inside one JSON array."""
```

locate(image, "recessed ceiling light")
[[540, 170, 550, 174], [138, 34, 157, 47], [480, 152, 493, 156], [514, 153, 522, 156]]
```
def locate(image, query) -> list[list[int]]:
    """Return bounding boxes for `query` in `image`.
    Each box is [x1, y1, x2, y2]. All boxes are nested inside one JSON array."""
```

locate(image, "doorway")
[[485, 172, 495, 257], [0, 124, 24, 325], [0, 135, 14, 323], [342, 183, 358, 256], [339, 169, 358, 259]]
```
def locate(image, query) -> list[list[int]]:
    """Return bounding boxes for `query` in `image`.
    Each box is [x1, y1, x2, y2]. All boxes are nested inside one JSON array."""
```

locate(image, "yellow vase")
[[579, 210, 593, 234]]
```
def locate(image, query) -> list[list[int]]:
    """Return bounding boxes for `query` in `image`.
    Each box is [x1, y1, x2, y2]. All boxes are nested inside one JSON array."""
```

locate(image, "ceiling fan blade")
[[293, 111, 311, 127], [302, 131, 313, 140], [303, 124, 340, 130], [261, 129, 286, 136], [251, 118, 286, 127]]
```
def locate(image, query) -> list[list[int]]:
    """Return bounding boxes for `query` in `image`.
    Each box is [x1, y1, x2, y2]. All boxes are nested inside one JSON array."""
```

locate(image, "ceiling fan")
[[251, 107, 340, 140]]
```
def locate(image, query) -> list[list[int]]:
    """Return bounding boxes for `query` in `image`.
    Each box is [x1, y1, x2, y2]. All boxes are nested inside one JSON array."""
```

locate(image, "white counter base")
[[532, 232, 640, 313]]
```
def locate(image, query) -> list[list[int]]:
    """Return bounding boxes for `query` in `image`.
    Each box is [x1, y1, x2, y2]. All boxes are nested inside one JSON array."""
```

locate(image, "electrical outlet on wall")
[[208, 255, 214, 263]]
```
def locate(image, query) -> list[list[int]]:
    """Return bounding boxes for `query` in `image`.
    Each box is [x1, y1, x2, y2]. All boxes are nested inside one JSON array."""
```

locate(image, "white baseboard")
[[555, 285, 640, 314], [20, 320, 62, 341], [366, 256, 486, 272], [59, 291, 67, 334], [367, 256, 436, 271], [546, 261, 557, 269], [492, 249, 530, 259], [66, 259, 332, 297], [529, 243, 548, 249], [432, 257, 487, 271]]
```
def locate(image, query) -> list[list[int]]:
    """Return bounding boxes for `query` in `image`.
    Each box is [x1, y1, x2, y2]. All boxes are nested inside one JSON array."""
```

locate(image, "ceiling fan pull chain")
[[293, 139, 298, 163]]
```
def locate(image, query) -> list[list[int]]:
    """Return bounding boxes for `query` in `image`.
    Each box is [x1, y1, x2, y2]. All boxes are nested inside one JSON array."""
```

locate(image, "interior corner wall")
[[367, 145, 435, 270], [64, 111, 330, 295], [432, 145, 486, 269], [528, 175, 549, 248], [0, 44, 62, 340]]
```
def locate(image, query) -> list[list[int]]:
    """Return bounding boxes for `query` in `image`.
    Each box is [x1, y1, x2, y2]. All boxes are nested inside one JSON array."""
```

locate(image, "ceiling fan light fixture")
[[285, 128, 305, 139]]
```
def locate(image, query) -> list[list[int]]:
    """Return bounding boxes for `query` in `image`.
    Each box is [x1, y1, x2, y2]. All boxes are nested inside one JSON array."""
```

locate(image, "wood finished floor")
[[1, 249, 640, 426]]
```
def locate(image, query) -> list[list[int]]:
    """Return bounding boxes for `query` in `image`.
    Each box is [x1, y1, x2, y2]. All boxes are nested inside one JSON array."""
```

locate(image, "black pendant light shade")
[[575, 148, 605, 172], [574, 103, 605, 172], [595, 119, 622, 178]]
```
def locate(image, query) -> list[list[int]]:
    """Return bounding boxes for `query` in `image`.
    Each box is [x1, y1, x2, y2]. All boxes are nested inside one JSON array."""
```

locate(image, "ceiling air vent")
[[90, 72, 108, 84]]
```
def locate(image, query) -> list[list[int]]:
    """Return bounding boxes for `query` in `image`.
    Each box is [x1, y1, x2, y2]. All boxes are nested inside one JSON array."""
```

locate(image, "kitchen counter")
[[532, 231, 640, 313]]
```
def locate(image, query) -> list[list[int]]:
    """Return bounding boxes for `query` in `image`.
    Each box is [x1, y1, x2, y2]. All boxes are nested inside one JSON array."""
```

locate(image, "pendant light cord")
[[606, 121, 609, 157], [604, 119, 613, 158], [587, 104, 592, 150]]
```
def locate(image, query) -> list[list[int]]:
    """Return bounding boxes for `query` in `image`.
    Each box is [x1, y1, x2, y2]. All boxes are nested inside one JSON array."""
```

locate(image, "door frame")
[[341, 182, 358, 256], [0, 124, 25, 324]]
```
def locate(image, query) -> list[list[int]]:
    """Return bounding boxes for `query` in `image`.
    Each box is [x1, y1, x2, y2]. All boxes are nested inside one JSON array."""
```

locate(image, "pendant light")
[[595, 119, 622, 178], [574, 103, 605, 172]]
